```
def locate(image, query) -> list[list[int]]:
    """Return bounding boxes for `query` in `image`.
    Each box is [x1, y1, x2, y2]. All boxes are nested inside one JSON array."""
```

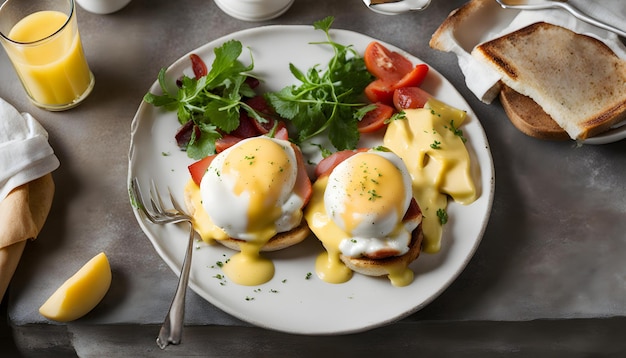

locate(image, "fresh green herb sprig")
[[436, 208, 448, 225], [265, 16, 374, 151], [144, 40, 264, 159]]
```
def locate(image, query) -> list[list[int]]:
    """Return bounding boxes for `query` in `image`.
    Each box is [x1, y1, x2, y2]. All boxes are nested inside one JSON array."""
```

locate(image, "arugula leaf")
[[266, 16, 374, 151], [144, 40, 258, 159]]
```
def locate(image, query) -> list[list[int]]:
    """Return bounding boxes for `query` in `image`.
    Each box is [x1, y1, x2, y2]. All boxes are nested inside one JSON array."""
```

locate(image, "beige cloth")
[[0, 173, 55, 300]]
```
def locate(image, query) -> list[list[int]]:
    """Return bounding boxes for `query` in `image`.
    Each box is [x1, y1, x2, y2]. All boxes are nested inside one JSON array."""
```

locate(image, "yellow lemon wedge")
[[39, 252, 112, 322]]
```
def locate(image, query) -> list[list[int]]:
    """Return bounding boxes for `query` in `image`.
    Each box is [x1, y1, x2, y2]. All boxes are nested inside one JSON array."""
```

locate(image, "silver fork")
[[129, 177, 195, 349]]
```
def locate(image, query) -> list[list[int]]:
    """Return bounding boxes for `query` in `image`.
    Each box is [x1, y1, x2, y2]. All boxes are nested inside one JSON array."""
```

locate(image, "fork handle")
[[156, 222, 194, 349], [558, 2, 626, 38]]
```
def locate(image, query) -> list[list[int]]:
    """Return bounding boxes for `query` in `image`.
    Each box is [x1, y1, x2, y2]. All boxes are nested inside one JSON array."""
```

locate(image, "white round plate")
[[128, 25, 495, 335]]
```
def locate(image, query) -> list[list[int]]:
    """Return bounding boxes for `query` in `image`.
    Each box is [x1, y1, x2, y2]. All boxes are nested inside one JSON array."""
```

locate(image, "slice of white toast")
[[472, 22, 626, 140]]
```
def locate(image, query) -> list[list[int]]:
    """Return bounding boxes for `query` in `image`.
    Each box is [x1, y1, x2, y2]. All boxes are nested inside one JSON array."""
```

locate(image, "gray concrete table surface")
[[2, 0, 626, 356]]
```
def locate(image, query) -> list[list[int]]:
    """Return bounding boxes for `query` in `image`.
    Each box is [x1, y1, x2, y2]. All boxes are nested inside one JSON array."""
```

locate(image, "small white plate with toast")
[[430, 0, 626, 145]]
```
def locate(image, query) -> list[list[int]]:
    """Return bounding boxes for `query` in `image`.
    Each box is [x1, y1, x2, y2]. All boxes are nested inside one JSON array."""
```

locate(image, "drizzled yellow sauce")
[[185, 179, 226, 245], [383, 99, 477, 253], [387, 262, 415, 287], [307, 176, 353, 284], [188, 180, 274, 286]]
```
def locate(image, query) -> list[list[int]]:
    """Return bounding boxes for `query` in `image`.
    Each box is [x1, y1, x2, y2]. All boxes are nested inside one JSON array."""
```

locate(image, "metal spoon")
[[495, 0, 626, 38], [364, 0, 431, 15]]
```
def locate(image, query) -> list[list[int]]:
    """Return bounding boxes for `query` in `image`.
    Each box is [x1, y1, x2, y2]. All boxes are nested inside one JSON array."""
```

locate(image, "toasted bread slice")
[[499, 84, 568, 141], [183, 183, 310, 252], [472, 22, 626, 140]]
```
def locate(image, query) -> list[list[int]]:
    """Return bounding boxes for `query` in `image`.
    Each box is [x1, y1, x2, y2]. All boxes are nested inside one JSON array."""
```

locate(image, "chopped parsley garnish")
[[384, 110, 406, 124], [445, 120, 467, 143], [430, 140, 441, 149], [368, 189, 382, 201], [436, 208, 448, 225]]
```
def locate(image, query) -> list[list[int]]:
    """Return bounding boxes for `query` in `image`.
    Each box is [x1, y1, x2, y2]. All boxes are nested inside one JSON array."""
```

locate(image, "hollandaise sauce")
[[383, 99, 477, 253], [387, 262, 415, 287], [307, 176, 353, 284]]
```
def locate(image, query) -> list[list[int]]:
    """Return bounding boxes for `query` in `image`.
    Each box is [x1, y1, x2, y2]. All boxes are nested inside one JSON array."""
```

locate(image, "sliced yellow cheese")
[[39, 252, 112, 322]]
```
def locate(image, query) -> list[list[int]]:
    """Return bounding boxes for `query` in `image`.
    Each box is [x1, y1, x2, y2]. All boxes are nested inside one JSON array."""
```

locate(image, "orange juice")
[[6, 10, 93, 108]]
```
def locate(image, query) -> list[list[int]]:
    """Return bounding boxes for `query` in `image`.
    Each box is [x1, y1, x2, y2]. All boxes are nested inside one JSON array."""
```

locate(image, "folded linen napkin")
[[0, 98, 59, 299], [438, 0, 626, 103], [0, 98, 59, 201]]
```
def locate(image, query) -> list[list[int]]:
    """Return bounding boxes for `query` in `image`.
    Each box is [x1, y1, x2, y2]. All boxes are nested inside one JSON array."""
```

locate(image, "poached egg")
[[200, 136, 304, 241], [187, 136, 309, 286]]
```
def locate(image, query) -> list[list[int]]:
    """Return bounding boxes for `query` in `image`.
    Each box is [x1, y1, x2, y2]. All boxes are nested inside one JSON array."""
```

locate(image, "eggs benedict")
[[184, 135, 311, 286], [304, 147, 423, 287]]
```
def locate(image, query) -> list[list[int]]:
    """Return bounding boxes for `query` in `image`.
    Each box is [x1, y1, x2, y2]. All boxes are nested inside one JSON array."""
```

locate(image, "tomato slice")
[[393, 87, 433, 111], [190, 54, 207, 79], [215, 134, 242, 153], [394, 63, 429, 89], [314, 148, 368, 179], [188, 154, 216, 186], [364, 42, 413, 82], [358, 103, 394, 133], [364, 79, 394, 105]]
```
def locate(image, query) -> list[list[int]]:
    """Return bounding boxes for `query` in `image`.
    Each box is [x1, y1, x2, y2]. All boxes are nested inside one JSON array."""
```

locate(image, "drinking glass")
[[0, 0, 95, 111]]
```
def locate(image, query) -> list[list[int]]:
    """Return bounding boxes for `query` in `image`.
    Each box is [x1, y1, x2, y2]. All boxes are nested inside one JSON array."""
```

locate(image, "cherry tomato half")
[[358, 103, 394, 133], [364, 42, 414, 82], [393, 87, 433, 111], [314, 148, 368, 179]]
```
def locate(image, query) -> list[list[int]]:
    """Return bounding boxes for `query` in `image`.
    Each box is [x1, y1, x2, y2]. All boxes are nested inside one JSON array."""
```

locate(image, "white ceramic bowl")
[[76, 0, 132, 14], [214, 0, 294, 21]]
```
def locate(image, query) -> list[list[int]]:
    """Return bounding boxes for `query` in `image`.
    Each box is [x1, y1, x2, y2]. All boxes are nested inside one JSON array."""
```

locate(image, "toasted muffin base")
[[339, 226, 423, 277], [217, 221, 310, 252]]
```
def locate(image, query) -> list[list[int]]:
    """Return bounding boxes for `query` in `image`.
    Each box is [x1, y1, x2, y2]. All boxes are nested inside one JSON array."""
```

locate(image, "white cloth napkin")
[[457, 0, 626, 103], [0, 98, 59, 202]]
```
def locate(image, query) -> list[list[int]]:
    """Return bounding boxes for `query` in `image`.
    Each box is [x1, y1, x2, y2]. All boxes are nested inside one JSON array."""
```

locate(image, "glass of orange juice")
[[0, 0, 94, 111]]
